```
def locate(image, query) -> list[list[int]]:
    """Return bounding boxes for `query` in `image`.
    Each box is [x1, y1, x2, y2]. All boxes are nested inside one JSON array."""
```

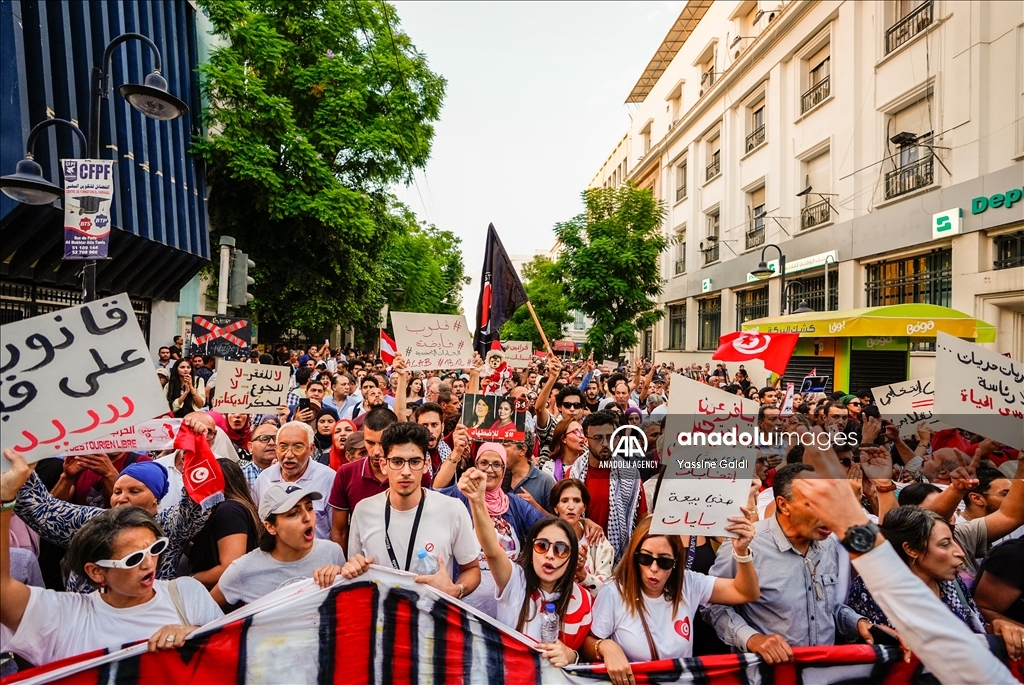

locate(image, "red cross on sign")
[[193, 316, 248, 347]]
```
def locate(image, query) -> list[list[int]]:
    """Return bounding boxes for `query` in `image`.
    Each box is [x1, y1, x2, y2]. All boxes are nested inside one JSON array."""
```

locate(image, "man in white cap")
[[210, 483, 345, 607]]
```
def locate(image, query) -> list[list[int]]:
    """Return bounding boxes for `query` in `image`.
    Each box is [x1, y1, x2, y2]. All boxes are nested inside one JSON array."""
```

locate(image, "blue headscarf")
[[119, 461, 170, 500]]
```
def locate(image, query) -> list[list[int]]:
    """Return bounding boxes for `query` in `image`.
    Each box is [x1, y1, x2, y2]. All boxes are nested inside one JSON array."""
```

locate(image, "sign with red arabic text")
[[209, 361, 289, 414], [64, 419, 181, 455]]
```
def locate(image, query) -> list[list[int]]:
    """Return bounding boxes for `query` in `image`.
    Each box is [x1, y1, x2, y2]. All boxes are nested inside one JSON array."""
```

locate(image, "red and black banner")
[[474, 224, 528, 360], [188, 315, 251, 360]]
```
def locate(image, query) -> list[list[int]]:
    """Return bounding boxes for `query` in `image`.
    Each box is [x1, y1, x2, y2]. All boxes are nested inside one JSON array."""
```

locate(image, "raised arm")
[[638, 363, 655, 404], [708, 512, 760, 605], [392, 354, 410, 422], [1, 450, 34, 633], [458, 467, 512, 592], [467, 353, 483, 395], [430, 425, 468, 489], [535, 357, 562, 428], [13, 469, 103, 548]]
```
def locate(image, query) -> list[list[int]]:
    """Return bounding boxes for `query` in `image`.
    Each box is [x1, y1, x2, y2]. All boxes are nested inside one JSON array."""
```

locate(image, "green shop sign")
[[972, 186, 1024, 214]]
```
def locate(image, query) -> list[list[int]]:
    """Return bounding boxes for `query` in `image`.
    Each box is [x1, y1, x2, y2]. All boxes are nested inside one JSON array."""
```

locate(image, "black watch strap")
[[841, 522, 881, 553]]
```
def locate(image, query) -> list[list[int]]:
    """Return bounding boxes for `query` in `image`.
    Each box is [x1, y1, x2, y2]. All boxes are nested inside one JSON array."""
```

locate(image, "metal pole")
[[81, 66, 105, 302], [779, 254, 788, 314], [217, 236, 234, 315]]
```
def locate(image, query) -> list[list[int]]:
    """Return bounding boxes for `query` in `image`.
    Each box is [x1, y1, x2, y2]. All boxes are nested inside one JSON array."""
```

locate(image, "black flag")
[[474, 224, 528, 359]]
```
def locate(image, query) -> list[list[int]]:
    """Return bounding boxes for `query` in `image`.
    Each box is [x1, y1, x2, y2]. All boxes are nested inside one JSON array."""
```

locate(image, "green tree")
[[500, 256, 572, 346], [553, 183, 668, 359], [194, 0, 446, 340]]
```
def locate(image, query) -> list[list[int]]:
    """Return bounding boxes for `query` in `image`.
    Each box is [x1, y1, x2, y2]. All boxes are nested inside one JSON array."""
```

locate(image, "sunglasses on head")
[[533, 538, 572, 558], [95, 537, 169, 569], [636, 552, 676, 571]]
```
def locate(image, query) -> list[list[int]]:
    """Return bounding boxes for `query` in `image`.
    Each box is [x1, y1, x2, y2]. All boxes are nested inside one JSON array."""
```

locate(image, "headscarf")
[[119, 461, 170, 500], [477, 442, 509, 518], [314, 406, 339, 450], [330, 419, 357, 470], [624, 406, 642, 421], [208, 410, 252, 449]]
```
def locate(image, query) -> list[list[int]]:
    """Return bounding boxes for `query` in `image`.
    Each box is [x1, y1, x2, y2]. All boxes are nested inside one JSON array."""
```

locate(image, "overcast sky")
[[389, 1, 685, 313]]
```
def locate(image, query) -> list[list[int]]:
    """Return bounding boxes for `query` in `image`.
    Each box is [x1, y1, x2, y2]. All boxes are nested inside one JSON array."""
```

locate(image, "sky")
[[389, 1, 685, 313]]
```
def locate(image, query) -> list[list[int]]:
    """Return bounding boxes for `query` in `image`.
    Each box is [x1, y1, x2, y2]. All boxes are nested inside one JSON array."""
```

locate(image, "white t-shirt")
[[156, 453, 185, 514], [217, 539, 346, 605], [7, 578, 222, 667], [348, 489, 479, 573], [591, 571, 716, 661], [495, 564, 593, 648], [253, 460, 337, 540]]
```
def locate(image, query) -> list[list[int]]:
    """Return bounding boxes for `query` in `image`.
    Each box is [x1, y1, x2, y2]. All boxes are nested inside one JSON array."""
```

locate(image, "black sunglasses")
[[560, 401, 583, 410], [839, 456, 861, 468], [636, 552, 676, 571]]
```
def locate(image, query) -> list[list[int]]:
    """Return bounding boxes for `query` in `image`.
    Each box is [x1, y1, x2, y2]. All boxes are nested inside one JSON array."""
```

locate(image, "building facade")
[[592, 0, 1023, 385]]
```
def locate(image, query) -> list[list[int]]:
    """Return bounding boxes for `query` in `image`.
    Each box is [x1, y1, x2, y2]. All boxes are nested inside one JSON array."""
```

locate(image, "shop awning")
[[741, 304, 997, 342]]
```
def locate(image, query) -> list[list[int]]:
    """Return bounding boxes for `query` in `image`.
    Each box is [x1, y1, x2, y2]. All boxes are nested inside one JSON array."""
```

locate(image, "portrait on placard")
[[461, 393, 527, 442]]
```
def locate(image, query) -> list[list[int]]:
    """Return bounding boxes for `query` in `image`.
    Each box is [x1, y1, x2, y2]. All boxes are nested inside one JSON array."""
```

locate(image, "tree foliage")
[[193, 0, 447, 339], [499, 256, 572, 346], [553, 183, 668, 359]]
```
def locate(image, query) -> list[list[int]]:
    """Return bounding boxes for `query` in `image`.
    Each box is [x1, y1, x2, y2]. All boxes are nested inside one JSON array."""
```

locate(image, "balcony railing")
[[886, 1, 932, 54], [801, 198, 831, 229], [884, 156, 934, 200], [745, 223, 765, 250], [801, 75, 830, 114], [676, 184, 687, 202], [674, 257, 686, 275], [994, 231, 1024, 270], [701, 243, 720, 265], [705, 151, 721, 181], [745, 125, 765, 152]]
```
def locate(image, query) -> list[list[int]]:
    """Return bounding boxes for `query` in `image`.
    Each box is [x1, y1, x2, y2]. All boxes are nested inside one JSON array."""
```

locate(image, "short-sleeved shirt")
[[954, 517, 989, 575], [328, 458, 429, 513], [976, 538, 1024, 623], [509, 465, 556, 512], [495, 564, 593, 649], [252, 460, 337, 540], [216, 539, 346, 605], [6, 578, 222, 666], [188, 500, 259, 575], [591, 572, 716, 661]]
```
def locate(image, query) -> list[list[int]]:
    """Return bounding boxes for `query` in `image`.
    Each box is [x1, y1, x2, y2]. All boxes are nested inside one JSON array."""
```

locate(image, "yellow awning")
[[741, 304, 997, 342]]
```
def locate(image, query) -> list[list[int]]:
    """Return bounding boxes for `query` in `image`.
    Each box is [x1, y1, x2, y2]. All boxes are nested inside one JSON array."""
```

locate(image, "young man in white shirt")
[[341, 422, 481, 599]]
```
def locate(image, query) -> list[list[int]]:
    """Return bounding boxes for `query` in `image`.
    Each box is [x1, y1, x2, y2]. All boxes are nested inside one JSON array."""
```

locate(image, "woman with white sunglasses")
[[1, 451, 222, 667]]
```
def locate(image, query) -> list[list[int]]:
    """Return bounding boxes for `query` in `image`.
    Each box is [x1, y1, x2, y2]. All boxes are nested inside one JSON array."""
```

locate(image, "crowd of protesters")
[[1, 340, 1021, 685]]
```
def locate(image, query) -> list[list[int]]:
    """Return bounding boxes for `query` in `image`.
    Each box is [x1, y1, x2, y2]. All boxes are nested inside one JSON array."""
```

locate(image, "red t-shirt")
[[584, 466, 648, 533]]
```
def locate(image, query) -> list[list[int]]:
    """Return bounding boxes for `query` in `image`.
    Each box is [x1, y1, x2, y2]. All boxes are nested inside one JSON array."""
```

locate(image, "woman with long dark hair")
[[188, 460, 260, 588], [458, 466, 593, 669], [542, 419, 586, 480], [165, 359, 206, 417], [469, 397, 493, 429], [490, 398, 515, 429]]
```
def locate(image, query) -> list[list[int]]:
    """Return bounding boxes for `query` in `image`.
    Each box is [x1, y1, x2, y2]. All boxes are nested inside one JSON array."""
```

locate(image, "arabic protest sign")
[[62, 159, 114, 260], [934, 333, 1024, 448], [779, 383, 795, 418], [65, 419, 181, 455], [651, 448, 755, 537], [0, 294, 171, 470], [391, 312, 474, 370], [663, 374, 761, 464], [209, 361, 289, 414], [872, 377, 948, 437], [502, 341, 532, 368], [188, 315, 251, 359], [461, 393, 528, 442]]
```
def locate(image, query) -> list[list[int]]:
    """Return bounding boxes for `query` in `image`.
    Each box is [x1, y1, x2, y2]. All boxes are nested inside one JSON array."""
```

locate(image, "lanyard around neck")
[[384, 488, 426, 572]]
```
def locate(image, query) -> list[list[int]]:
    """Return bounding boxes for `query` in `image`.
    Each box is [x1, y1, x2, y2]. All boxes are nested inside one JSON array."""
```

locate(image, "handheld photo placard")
[[461, 393, 527, 442]]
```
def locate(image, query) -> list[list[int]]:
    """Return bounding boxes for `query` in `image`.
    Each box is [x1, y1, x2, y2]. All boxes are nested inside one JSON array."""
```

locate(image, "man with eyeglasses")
[[341, 422, 481, 600], [252, 422, 335, 540], [240, 421, 280, 492], [502, 427, 554, 516]]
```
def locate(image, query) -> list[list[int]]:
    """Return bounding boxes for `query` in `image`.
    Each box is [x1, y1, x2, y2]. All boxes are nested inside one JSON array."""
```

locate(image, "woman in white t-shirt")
[[581, 514, 759, 685], [458, 466, 593, 669], [1, 450, 222, 667]]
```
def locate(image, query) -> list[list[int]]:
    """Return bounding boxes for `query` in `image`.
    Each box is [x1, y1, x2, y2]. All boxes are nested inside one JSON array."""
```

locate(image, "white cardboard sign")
[[871, 377, 949, 437], [210, 361, 290, 414], [502, 341, 533, 368], [390, 312, 475, 370], [64, 419, 181, 455], [650, 448, 755, 537]]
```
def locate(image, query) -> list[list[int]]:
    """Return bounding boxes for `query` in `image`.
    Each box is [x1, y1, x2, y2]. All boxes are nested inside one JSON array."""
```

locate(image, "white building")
[[592, 0, 1023, 390]]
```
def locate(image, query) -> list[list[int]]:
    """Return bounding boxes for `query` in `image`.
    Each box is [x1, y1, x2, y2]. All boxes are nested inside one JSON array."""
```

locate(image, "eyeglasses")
[[533, 538, 572, 558], [276, 443, 309, 454], [560, 401, 583, 410], [636, 552, 676, 571], [476, 460, 505, 473], [95, 537, 169, 569], [252, 435, 277, 444], [839, 456, 861, 468], [588, 433, 613, 443], [386, 457, 426, 471], [567, 428, 584, 438]]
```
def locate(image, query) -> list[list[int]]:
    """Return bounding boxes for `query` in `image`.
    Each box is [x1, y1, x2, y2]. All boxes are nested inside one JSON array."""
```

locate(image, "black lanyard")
[[384, 488, 426, 572], [685, 536, 698, 571]]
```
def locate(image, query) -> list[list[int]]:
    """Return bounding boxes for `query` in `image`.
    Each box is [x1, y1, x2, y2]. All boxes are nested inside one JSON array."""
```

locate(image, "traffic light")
[[228, 250, 255, 307]]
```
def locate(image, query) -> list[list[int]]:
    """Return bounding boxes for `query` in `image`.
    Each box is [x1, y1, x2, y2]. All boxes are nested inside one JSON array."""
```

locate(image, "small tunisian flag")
[[712, 331, 800, 375], [380, 329, 397, 365]]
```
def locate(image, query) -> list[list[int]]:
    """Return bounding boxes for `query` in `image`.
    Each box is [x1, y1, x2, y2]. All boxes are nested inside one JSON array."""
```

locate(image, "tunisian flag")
[[379, 329, 397, 365], [473, 224, 527, 359], [712, 331, 800, 375]]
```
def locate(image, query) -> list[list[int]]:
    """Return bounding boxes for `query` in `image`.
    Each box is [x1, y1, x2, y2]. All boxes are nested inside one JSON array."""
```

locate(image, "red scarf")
[[174, 422, 225, 509]]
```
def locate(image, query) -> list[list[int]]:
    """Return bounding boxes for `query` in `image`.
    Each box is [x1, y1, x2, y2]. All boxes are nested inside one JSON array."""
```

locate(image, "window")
[[697, 297, 721, 350], [675, 158, 688, 201], [735, 287, 769, 328], [668, 303, 686, 349], [703, 212, 720, 265], [887, 0, 933, 54], [674, 227, 686, 275], [747, 186, 766, 250], [801, 44, 830, 114], [994, 231, 1024, 270], [865, 248, 952, 307], [787, 271, 839, 313], [746, 101, 766, 152], [572, 311, 586, 331], [705, 136, 721, 181], [639, 121, 653, 159], [801, 152, 832, 229], [886, 96, 934, 199]]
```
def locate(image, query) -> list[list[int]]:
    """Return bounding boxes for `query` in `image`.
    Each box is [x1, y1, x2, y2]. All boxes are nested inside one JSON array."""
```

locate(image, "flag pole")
[[525, 301, 554, 356]]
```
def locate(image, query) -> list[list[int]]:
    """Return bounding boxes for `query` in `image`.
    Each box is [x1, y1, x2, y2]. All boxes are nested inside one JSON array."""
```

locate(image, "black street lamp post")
[[749, 243, 789, 314]]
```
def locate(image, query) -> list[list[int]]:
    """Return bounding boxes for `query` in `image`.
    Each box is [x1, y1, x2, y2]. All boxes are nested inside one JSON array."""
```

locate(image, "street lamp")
[[749, 243, 789, 314], [0, 119, 87, 204]]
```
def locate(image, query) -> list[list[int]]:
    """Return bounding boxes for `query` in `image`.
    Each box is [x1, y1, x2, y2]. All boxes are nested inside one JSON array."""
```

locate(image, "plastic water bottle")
[[540, 602, 559, 644], [412, 548, 438, 575]]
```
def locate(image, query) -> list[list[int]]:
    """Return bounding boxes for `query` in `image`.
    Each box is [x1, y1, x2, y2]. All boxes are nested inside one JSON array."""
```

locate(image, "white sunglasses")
[[95, 537, 169, 569]]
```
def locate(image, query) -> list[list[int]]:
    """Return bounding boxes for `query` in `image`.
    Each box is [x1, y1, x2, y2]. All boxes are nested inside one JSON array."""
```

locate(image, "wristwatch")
[[841, 522, 881, 553]]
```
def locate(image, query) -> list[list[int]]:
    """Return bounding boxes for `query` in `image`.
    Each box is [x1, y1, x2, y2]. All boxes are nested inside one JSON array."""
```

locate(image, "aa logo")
[[610, 424, 648, 459]]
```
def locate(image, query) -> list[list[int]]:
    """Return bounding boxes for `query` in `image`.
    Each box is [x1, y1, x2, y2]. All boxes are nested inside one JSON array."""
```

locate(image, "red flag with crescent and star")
[[712, 331, 800, 375]]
